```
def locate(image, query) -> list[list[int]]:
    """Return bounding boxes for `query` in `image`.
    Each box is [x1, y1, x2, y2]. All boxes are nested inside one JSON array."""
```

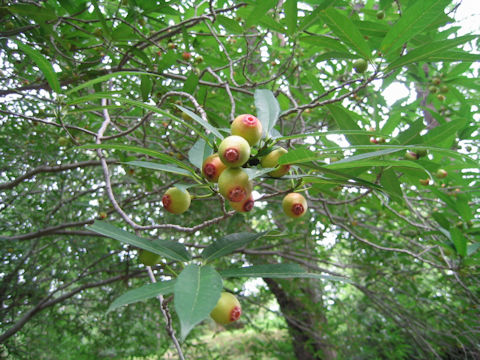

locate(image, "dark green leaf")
[[174, 265, 223, 340], [319, 8, 371, 59], [201, 232, 268, 261], [108, 280, 175, 312], [380, 0, 450, 57], [220, 264, 350, 282], [13, 40, 60, 93], [284, 0, 298, 35], [125, 161, 194, 177], [87, 221, 191, 262]]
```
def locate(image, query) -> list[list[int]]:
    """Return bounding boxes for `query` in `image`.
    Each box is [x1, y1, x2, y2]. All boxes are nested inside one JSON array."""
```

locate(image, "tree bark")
[[264, 277, 337, 360]]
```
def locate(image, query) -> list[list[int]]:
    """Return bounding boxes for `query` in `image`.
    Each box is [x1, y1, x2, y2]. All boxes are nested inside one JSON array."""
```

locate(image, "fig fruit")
[[218, 135, 251, 167], [231, 114, 263, 146], [282, 192, 308, 218], [218, 168, 252, 203], [202, 153, 227, 183], [210, 292, 242, 325], [162, 187, 191, 214], [260, 147, 291, 178]]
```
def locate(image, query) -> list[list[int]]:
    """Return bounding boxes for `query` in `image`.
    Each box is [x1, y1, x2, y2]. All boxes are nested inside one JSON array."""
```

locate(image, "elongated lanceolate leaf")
[[77, 143, 195, 172], [175, 105, 223, 140], [13, 40, 60, 93], [108, 280, 175, 312], [174, 265, 223, 340], [87, 221, 191, 262], [319, 8, 371, 59], [380, 0, 450, 57], [201, 232, 268, 261], [188, 138, 213, 169], [220, 263, 350, 283], [125, 161, 194, 177]]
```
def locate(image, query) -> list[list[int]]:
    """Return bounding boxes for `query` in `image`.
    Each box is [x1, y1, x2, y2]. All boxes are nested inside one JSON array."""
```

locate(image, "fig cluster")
[[160, 113, 308, 218]]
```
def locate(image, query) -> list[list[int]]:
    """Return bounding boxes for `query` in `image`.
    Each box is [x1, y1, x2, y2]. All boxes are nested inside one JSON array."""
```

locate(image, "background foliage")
[[1, 0, 479, 359]]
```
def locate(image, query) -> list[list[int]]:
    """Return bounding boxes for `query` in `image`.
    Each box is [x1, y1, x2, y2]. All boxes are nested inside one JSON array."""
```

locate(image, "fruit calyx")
[[224, 148, 240, 162]]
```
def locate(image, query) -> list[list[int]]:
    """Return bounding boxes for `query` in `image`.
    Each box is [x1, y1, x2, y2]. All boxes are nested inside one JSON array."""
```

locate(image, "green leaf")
[[284, 0, 298, 35], [319, 8, 371, 59], [380, 0, 450, 57], [188, 138, 213, 169], [387, 36, 477, 70], [183, 72, 199, 94], [65, 71, 160, 95], [328, 148, 403, 165], [13, 40, 60, 93], [216, 15, 243, 33], [450, 227, 467, 257], [140, 75, 153, 102], [245, 0, 277, 28], [125, 161, 194, 177], [327, 105, 370, 145], [299, 35, 350, 54], [255, 89, 280, 137], [77, 144, 195, 172], [425, 51, 480, 63], [174, 265, 223, 340], [201, 232, 267, 262], [175, 105, 224, 140], [380, 168, 403, 201], [243, 167, 276, 180], [68, 94, 213, 145], [108, 280, 175, 312], [220, 263, 350, 282], [87, 221, 191, 262]]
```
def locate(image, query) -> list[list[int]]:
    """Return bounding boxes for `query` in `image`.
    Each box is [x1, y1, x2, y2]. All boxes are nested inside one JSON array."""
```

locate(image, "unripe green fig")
[[376, 10, 385, 19], [162, 187, 191, 214], [436, 94, 445, 101], [260, 147, 291, 178], [440, 85, 449, 93], [218, 135, 251, 167], [229, 194, 254, 212], [139, 250, 161, 266], [58, 136, 69, 146], [202, 153, 227, 182], [436, 169, 448, 179], [231, 114, 263, 146], [218, 168, 252, 203], [353, 59, 368, 73], [210, 292, 242, 325], [428, 86, 438, 93], [416, 149, 428, 158], [282, 192, 308, 218], [432, 77, 441, 85], [405, 151, 419, 160]]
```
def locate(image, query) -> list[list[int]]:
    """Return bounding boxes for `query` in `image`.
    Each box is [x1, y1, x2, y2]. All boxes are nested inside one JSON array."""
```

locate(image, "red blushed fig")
[[405, 151, 419, 160], [229, 194, 254, 212], [260, 147, 290, 178], [210, 292, 242, 325], [218, 135, 251, 167], [202, 153, 227, 183], [182, 52, 191, 61], [231, 114, 263, 146], [282, 192, 308, 218], [218, 168, 252, 203], [139, 250, 161, 266], [436, 169, 448, 179], [162, 187, 191, 214]]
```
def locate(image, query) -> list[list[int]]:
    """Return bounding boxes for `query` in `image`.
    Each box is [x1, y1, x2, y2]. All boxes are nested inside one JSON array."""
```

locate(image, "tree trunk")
[[263, 277, 337, 360]]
